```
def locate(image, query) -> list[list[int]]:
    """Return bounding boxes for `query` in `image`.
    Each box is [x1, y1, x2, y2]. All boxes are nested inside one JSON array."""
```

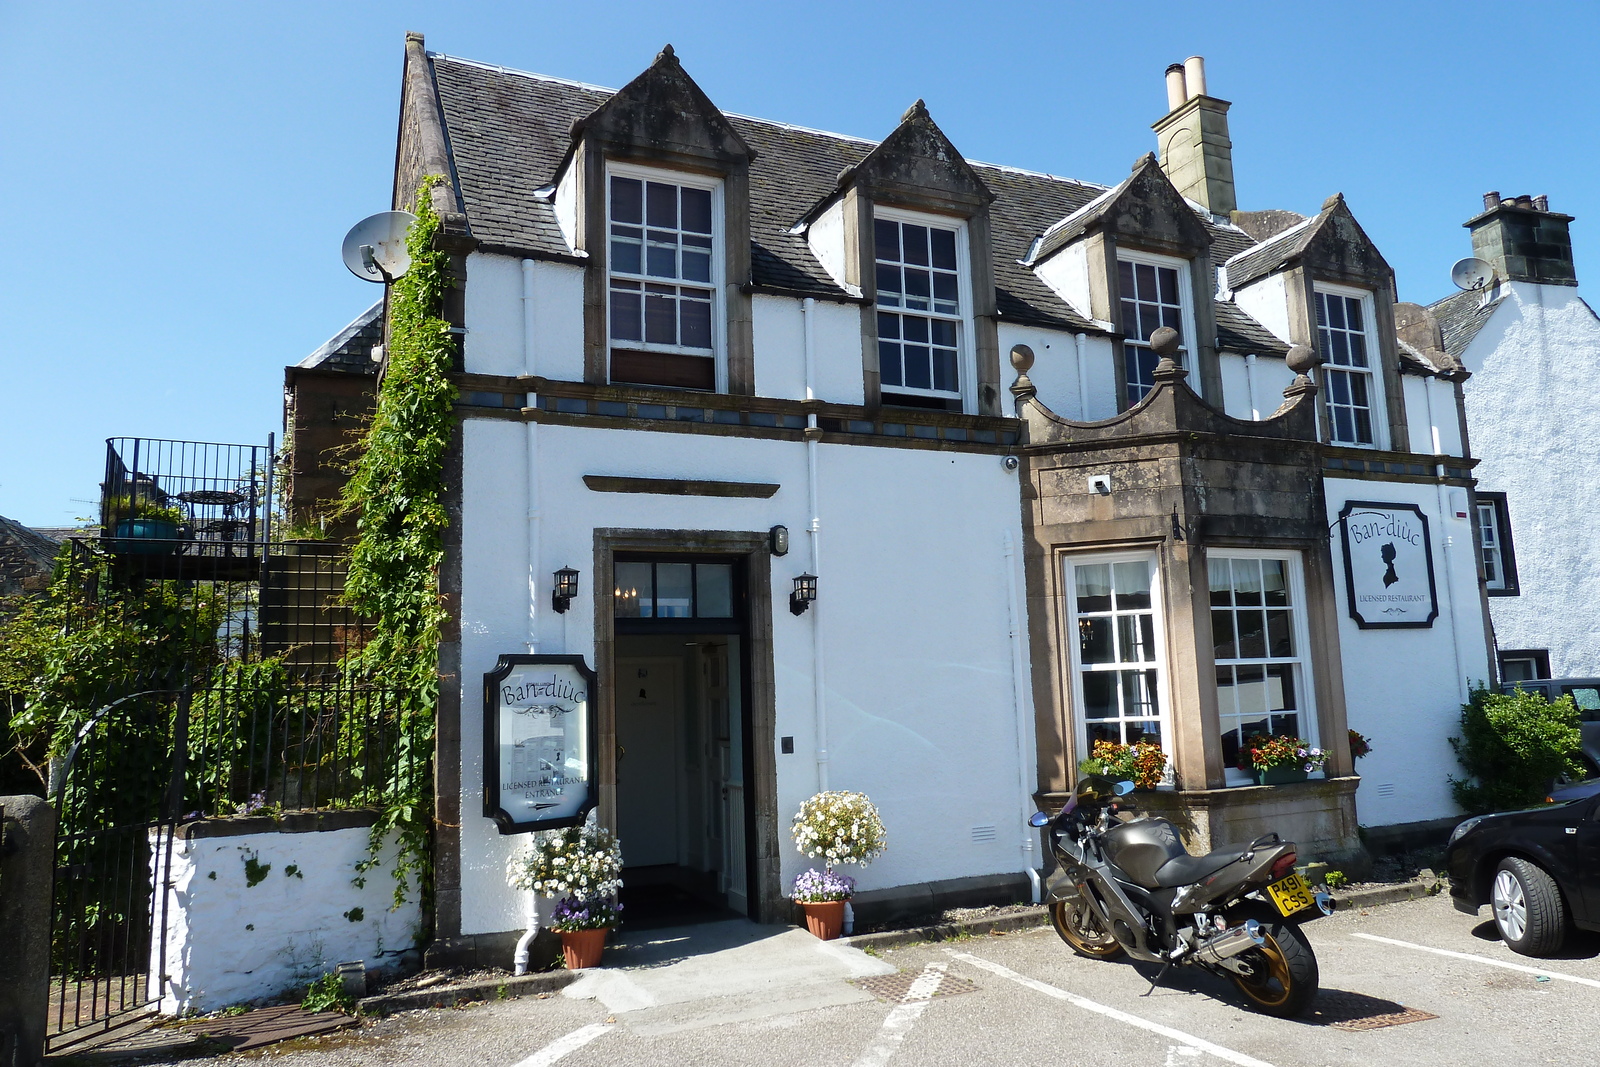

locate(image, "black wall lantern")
[[552, 566, 580, 613], [790, 573, 817, 615], [769, 524, 790, 557]]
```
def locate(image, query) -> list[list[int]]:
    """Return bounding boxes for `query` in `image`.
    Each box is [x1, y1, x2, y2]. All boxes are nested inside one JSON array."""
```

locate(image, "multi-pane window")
[[609, 175, 716, 357], [613, 561, 734, 619], [1118, 257, 1186, 407], [1316, 290, 1379, 446], [1209, 555, 1314, 783], [1476, 492, 1517, 594], [1067, 556, 1166, 753], [875, 217, 962, 399]]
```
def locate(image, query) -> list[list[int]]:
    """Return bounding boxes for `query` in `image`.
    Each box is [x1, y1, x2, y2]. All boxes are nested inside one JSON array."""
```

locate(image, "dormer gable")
[[1226, 194, 1390, 292], [1031, 154, 1211, 266], [573, 44, 754, 168], [834, 100, 993, 216]]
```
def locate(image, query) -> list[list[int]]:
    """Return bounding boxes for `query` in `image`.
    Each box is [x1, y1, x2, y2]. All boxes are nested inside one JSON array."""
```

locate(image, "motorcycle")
[[1029, 775, 1333, 1017]]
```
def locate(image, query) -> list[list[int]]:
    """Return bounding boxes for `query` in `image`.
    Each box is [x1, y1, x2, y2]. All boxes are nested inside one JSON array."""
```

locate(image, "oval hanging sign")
[[483, 655, 598, 833]]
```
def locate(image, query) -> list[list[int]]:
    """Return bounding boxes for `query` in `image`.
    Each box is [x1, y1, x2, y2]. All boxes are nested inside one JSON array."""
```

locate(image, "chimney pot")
[[1183, 56, 1207, 99], [1165, 64, 1187, 111], [1483, 191, 1500, 211], [1533, 195, 1549, 212]]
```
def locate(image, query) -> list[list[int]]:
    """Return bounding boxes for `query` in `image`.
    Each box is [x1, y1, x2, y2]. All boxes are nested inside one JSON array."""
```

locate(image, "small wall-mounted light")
[[790, 573, 817, 615], [770, 524, 790, 557], [552, 566, 580, 613]]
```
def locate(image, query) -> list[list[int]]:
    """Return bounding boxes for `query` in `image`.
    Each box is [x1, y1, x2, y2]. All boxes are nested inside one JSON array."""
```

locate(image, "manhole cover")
[[853, 971, 978, 1003], [1309, 990, 1438, 1032]]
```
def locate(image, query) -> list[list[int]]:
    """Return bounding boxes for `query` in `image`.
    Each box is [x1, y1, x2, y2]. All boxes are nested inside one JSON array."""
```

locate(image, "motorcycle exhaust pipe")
[[1193, 920, 1265, 966], [1313, 891, 1335, 917]]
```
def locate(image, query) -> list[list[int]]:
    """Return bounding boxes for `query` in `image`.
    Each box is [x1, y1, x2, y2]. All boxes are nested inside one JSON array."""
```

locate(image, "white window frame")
[[1061, 550, 1174, 780], [1117, 249, 1196, 407], [1478, 502, 1507, 592], [1314, 282, 1388, 449], [872, 204, 978, 414], [605, 161, 727, 392], [1207, 549, 1320, 787]]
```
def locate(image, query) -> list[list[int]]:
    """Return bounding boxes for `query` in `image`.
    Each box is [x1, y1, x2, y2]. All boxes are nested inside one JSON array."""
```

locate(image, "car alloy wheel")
[[1491, 869, 1527, 942], [1489, 857, 1568, 957]]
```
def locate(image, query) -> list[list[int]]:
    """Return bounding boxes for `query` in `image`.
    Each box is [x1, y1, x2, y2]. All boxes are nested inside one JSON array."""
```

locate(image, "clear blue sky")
[[3, 1, 1596, 526]]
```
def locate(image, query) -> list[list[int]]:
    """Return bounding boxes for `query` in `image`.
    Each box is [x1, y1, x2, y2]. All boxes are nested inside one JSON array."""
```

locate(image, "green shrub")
[[1323, 870, 1348, 890], [1449, 684, 1583, 814], [302, 970, 354, 1015]]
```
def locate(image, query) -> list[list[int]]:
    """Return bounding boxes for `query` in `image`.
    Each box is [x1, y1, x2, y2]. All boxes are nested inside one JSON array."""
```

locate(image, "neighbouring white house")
[[1427, 193, 1600, 684], [271, 37, 1500, 968]]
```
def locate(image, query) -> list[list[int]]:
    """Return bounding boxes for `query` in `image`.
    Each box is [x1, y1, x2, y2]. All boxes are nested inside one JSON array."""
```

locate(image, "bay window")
[[607, 166, 722, 391], [1064, 553, 1171, 768], [1209, 552, 1317, 786]]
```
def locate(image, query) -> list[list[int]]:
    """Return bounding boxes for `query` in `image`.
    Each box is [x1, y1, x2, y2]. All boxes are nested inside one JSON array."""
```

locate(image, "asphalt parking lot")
[[146, 892, 1600, 1067]]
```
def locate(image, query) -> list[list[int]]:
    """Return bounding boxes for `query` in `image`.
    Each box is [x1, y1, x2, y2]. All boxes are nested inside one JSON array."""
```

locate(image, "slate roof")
[[424, 53, 1294, 346], [0, 515, 60, 599], [1223, 213, 1323, 290], [297, 301, 383, 374], [1428, 287, 1506, 360], [1214, 301, 1289, 356]]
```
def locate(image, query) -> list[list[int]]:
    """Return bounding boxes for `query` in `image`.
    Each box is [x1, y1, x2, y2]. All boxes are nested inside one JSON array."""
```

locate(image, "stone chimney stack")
[[1151, 56, 1236, 216], [1466, 192, 1576, 286]]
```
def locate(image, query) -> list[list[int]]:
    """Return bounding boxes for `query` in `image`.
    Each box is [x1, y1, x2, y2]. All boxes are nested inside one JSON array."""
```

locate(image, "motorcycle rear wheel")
[[1228, 918, 1319, 1017], [1050, 900, 1124, 959]]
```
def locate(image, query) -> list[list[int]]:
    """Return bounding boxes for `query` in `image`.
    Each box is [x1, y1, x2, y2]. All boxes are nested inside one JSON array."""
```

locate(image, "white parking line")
[[511, 1022, 615, 1067], [1351, 933, 1600, 989], [949, 952, 1277, 1067], [851, 962, 947, 1067]]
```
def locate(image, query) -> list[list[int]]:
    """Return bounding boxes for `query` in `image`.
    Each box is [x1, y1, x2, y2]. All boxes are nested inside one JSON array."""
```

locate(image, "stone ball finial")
[[1009, 344, 1035, 373], [1286, 343, 1318, 375], [1148, 327, 1181, 357]]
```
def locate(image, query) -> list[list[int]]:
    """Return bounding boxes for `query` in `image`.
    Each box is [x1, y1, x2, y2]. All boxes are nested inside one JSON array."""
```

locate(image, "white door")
[[616, 657, 682, 868]]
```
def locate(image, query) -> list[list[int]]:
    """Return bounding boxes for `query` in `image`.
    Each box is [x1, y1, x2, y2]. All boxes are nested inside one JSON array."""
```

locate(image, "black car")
[[1499, 678, 1600, 775], [1446, 791, 1600, 956]]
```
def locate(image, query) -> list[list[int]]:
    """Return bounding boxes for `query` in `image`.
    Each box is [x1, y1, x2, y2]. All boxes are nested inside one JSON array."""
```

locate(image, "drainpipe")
[[803, 298, 828, 793], [1245, 353, 1260, 420], [1074, 333, 1090, 420], [1003, 530, 1041, 902], [513, 892, 540, 976], [523, 259, 540, 653], [1425, 375, 1470, 702]]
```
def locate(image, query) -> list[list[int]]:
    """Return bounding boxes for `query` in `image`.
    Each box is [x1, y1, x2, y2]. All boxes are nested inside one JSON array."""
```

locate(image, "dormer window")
[[1314, 286, 1385, 447], [874, 210, 972, 410], [607, 165, 723, 391], [1118, 251, 1193, 406]]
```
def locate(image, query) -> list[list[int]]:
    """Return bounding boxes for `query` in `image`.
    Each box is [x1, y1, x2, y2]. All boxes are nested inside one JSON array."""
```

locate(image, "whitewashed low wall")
[[149, 814, 420, 1014]]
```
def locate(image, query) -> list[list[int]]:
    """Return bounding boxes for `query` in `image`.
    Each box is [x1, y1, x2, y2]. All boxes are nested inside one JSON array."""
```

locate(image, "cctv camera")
[[1002, 456, 1020, 472]]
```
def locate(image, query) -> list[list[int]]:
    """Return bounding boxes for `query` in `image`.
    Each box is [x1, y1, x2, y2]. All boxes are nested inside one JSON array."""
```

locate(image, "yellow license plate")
[[1266, 873, 1314, 917]]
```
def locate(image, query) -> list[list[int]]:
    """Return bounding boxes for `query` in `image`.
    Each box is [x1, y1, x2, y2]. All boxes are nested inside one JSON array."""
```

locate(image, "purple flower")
[[792, 867, 855, 903], [550, 894, 621, 931]]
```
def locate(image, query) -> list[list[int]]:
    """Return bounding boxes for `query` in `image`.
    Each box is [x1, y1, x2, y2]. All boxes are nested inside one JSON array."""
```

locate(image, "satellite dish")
[[341, 211, 417, 282], [1450, 257, 1495, 292]]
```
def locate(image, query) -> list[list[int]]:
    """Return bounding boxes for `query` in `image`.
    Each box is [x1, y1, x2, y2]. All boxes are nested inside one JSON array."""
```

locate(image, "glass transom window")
[[1119, 256, 1188, 407], [1316, 291, 1378, 446], [609, 175, 716, 354], [1209, 554, 1315, 784], [875, 217, 963, 399], [613, 561, 734, 619], [1066, 555, 1167, 753]]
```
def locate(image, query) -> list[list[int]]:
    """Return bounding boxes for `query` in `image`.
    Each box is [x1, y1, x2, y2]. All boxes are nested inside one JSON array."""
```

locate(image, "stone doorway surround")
[[592, 529, 781, 924]]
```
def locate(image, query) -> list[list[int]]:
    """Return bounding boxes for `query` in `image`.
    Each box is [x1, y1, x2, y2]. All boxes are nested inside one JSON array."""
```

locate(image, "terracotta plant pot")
[[1251, 766, 1310, 786], [560, 927, 609, 969], [800, 900, 846, 940]]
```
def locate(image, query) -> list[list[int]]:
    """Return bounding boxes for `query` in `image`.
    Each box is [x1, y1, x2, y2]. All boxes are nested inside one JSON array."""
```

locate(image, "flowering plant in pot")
[[1078, 739, 1167, 790], [1348, 729, 1372, 761], [510, 821, 623, 970], [548, 895, 623, 969], [1238, 734, 1329, 785], [790, 791, 886, 940]]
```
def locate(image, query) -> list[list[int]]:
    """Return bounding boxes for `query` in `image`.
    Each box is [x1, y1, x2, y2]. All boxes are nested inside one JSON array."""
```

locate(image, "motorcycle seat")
[[1152, 844, 1252, 888]]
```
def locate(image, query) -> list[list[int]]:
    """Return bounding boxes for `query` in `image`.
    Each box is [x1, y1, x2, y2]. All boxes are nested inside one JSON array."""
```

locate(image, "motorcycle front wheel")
[[1050, 900, 1123, 959], [1228, 918, 1319, 1017]]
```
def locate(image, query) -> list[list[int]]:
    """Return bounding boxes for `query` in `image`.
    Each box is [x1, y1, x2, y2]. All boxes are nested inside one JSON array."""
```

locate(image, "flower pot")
[[111, 518, 185, 555], [1251, 766, 1310, 786], [800, 900, 846, 940], [560, 928, 609, 969]]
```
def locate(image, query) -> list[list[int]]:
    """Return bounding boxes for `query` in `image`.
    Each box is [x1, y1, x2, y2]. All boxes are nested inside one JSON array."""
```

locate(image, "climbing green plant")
[[338, 174, 458, 910]]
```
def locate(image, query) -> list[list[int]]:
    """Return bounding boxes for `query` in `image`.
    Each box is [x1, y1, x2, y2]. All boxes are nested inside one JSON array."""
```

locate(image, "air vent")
[[971, 825, 997, 843], [1376, 783, 1396, 799]]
